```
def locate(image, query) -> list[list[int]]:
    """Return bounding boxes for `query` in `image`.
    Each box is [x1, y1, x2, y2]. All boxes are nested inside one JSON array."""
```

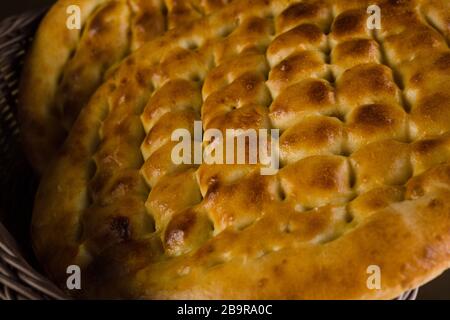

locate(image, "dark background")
[[1, 0, 449, 300], [0, 1, 55, 18]]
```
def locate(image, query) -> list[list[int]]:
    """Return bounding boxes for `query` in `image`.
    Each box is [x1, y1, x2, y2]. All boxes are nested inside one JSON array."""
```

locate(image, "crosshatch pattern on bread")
[[19, 0, 232, 174], [30, 0, 450, 299]]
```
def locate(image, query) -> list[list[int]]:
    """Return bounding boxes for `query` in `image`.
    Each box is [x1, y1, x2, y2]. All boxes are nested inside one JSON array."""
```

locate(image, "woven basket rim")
[[0, 7, 68, 300]]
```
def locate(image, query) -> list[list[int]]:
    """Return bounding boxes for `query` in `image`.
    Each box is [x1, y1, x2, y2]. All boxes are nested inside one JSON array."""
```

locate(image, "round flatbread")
[[31, 0, 450, 299]]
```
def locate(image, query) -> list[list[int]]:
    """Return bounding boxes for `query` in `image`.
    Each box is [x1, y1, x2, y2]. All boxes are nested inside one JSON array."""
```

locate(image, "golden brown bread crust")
[[19, 0, 231, 174], [31, 0, 450, 299]]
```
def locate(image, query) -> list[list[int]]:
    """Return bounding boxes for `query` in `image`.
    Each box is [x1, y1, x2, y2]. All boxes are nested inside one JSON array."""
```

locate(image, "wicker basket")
[[0, 8, 420, 301], [0, 9, 67, 300]]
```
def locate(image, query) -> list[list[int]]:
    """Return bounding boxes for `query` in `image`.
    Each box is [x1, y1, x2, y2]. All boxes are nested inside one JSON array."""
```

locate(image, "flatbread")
[[31, 0, 450, 299]]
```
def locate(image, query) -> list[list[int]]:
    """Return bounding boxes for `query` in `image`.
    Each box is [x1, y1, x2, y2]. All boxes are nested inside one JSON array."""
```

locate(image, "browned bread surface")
[[31, 0, 450, 299], [19, 0, 231, 174]]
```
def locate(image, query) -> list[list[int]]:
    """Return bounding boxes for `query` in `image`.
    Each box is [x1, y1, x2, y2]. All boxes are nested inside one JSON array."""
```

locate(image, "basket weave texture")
[[0, 8, 419, 301], [0, 9, 67, 300]]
